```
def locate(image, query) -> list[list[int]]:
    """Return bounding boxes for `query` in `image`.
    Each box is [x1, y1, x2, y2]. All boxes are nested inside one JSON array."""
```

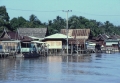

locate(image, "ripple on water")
[[0, 53, 120, 83]]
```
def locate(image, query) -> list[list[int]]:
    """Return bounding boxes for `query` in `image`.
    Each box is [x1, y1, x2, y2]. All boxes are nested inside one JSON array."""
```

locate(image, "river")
[[0, 53, 120, 83]]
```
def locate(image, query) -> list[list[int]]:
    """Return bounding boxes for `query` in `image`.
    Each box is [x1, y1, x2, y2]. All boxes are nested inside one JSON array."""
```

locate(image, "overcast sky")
[[1, 0, 120, 25]]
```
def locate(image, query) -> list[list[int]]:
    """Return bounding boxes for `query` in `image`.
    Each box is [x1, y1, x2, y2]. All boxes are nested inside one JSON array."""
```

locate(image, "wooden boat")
[[18, 41, 48, 58], [18, 41, 41, 58]]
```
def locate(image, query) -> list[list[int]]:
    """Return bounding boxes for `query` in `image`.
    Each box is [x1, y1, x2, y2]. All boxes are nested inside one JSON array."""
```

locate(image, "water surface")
[[0, 53, 120, 83]]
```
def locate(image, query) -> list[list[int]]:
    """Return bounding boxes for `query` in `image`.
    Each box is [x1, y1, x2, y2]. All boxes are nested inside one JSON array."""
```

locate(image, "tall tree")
[[0, 6, 10, 32], [29, 14, 42, 27], [48, 16, 65, 34], [10, 16, 27, 31], [17, 16, 26, 27], [10, 17, 18, 31]]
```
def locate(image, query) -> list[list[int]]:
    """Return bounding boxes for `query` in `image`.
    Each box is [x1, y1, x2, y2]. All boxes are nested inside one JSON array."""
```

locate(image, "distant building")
[[61, 29, 90, 53], [88, 34, 119, 52], [0, 28, 33, 51], [18, 28, 49, 41], [42, 33, 73, 55]]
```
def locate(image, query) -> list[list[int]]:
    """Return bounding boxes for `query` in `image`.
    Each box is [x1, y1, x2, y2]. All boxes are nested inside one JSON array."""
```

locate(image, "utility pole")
[[62, 10, 72, 55]]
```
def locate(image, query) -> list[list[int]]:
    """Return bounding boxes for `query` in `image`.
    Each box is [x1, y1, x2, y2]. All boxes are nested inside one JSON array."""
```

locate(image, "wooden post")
[[56, 49, 57, 55], [14, 43, 16, 58], [47, 45, 49, 56], [61, 48, 62, 55], [44, 44, 45, 56], [71, 42, 72, 55], [77, 41, 78, 55], [19, 42, 22, 56], [80, 44, 81, 54]]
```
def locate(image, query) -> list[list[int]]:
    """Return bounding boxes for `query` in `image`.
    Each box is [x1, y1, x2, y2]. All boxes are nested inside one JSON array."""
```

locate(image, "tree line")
[[0, 6, 120, 37]]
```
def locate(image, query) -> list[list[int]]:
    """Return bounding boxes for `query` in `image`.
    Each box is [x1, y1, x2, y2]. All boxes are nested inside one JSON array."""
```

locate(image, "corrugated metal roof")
[[61, 29, 90, 44], [61, 29, 90, 39], [44, 33, 73, 39]]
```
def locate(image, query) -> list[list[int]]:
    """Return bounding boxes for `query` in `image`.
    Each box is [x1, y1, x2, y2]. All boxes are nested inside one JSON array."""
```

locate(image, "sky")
[[1, 0, 120, 26]]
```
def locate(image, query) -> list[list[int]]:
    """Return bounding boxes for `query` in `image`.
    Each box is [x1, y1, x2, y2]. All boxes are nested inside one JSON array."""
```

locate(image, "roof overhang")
[[1, 40, 20, 43], [31, 41, 46, 44], [28, 36, 44, 40]]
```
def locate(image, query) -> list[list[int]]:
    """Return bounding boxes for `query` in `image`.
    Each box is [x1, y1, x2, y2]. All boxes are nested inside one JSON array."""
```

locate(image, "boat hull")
[[22, 52, 40, 58]]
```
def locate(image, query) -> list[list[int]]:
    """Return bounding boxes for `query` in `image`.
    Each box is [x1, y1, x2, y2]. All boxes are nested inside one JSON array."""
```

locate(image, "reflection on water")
[[0, 53, 120, 83]]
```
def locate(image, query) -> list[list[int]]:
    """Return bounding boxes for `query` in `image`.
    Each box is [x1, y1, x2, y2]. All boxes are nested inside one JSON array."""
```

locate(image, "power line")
[[7, 8, 120, 16], [74, 11, 120, 16], [7, 8, 62, 12]]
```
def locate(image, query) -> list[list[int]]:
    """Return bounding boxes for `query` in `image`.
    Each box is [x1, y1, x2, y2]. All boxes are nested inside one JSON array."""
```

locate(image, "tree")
[[48, 16, 65, 34], [1, 6, 120, 37], [69, 15, 79, 29], [0, 6, 10, 32], [10, 17, 18, 31], [29, 14, 42, 27], [17, 17, 26, 27], [10, 16, 27, 31]]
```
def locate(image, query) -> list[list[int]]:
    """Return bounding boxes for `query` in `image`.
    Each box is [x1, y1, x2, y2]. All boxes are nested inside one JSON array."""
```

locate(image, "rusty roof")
[[61, 29, 90, 39], [61, 29, 90, 44]]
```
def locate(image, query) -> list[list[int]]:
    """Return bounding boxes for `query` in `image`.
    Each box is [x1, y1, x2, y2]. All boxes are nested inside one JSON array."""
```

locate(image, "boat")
[[18, 41, 48, 58], [18, 41, 41, 58]]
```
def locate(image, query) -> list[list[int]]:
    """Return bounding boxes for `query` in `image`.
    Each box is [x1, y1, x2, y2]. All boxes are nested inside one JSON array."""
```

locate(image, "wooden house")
[[109, 34, 120, 51], [0, 28, 34, 42], [0, 28, 34, 54], [61, 29, 90, 53], [0, 29, 22, 51], [88, 34, 119, 52], [42, 33, 73, 55]]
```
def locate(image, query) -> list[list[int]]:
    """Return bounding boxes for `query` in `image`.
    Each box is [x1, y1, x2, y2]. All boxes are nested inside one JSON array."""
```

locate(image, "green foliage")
[[10, 14, 43, 30], [29, 14, 42, 28], [48, 16, 66, 35], [1, 6, 120, 37], [0, 6, 10, 32]]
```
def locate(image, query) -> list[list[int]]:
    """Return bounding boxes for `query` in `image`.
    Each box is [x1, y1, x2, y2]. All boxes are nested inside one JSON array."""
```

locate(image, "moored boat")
[[18, 41, 41, 58]]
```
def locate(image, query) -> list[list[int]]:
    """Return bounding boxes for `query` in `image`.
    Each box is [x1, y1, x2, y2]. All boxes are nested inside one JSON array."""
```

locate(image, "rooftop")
[[44, 33, 73, 39]]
